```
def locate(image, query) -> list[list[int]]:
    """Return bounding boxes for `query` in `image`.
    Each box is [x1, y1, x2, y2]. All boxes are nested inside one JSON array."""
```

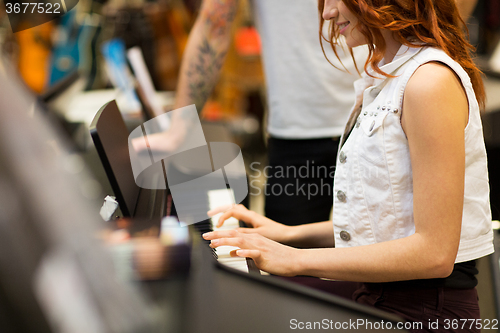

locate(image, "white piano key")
[[208, 189, 248, 273]]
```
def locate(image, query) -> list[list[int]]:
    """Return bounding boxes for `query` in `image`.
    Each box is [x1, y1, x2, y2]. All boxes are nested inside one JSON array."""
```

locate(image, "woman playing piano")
[[203, 0, 494, 330]]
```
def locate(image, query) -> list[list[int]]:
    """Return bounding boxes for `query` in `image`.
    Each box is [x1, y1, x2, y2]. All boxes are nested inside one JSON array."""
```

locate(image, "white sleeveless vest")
[[332, 46, 494, 263]]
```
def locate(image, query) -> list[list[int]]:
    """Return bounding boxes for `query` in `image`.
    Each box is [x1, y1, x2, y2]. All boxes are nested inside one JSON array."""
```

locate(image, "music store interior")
[[1, 0, 500, 331]]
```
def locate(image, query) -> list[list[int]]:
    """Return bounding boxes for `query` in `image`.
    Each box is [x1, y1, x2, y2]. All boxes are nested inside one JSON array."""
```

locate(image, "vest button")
[[340, 230, 351, 241], [339, 151, 347, 163], [337, 190, 347, 202]]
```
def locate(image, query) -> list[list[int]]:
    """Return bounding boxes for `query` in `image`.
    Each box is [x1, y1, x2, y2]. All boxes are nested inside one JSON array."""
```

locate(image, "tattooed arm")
[[130, 0, 239, 153], [173, 0, 239, 111]]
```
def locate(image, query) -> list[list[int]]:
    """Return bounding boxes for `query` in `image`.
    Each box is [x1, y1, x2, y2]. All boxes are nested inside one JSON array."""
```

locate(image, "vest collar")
[[362, 45, 425, 87]]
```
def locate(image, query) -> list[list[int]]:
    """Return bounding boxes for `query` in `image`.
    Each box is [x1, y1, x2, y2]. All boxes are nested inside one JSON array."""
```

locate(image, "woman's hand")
[[208, 204, 293, 244], [203, 229, 300, 276]]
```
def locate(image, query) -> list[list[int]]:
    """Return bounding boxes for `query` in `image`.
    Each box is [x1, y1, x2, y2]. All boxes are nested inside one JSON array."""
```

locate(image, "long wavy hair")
[[318, 0, 485, 109]]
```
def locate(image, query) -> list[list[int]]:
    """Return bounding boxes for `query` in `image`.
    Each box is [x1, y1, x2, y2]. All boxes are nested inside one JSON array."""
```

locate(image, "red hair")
[[318, 0, 485, 109]]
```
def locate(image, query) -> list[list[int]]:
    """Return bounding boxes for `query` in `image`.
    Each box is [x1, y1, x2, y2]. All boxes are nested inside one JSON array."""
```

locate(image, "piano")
[[0, 52, 410, 332], [89, 100, 252, 272], [87, 100, 411, 332]]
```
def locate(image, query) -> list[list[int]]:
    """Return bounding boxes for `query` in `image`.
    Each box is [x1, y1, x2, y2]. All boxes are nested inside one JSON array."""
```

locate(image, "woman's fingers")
[[202, 229, 238, 240], [209, 204, 253, 228], [203, 229, 258, 250], [236, 227, 259, 234], [229, 249, 262, 263], [216, 210, 234, 228], [208, 235, 244, 248], [207, 204, 234, 217], [235, 249, 262, 260], [208, 203, 247, 217]]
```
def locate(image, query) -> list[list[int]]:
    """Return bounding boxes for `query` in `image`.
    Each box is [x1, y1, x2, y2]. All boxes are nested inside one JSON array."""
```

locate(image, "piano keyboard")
[[208, 189, 249, 273]]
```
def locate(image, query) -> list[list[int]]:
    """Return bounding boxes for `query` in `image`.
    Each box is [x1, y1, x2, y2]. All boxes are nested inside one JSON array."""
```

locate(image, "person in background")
[[203, 0, 493, 330]]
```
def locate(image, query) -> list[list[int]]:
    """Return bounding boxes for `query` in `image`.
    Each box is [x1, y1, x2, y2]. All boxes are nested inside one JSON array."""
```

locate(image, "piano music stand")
[[90, 100, 167, 219], [90, 100, 142, 217]]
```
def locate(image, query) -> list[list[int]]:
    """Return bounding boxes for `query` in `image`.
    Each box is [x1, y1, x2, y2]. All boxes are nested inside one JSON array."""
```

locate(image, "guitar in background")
[[48, 0, 104, 89], [15, 21, 53, 93]]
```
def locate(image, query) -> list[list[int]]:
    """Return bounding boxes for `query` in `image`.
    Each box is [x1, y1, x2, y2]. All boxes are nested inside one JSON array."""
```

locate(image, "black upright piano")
[[0, 53, 410, 332], [87, 101, 411, 332]]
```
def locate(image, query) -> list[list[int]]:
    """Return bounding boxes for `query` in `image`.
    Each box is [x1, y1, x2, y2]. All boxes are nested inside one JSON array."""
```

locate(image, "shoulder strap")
[[392, 48, 475, 113]]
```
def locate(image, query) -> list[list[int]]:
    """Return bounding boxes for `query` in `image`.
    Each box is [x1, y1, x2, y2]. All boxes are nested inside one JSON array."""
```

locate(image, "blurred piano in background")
[[0, 52, 156, 333]]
